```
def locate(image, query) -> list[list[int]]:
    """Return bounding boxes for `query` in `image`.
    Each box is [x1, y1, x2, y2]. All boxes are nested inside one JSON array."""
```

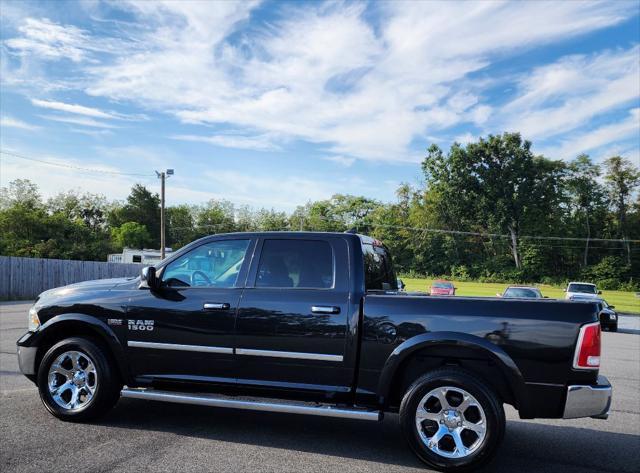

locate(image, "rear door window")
[[256, 239, 334, 289]]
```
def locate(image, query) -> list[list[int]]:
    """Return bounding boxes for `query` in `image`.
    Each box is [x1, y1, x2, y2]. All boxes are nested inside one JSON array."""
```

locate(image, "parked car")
[[565, 281, 601, 300], [497, 286, 543, 299], [429, 279, 456, 296], [596, 299, 618, 332], [17, 232, 611, 472]]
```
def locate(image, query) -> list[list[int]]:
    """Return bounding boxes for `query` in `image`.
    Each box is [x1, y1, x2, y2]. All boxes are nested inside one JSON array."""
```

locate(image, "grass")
[[401, 277, 640, 315]]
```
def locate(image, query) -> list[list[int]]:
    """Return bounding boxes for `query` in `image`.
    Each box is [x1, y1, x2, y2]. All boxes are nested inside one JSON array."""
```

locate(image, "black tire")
[[399, 367, 505, 472], [37, 337, 121, 422], [610, 325, 618, 332]]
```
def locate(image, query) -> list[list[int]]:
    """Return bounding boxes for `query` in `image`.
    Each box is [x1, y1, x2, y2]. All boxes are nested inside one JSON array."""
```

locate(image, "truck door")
[[125, 237, 255, 384], [235, 236, 353, 395]]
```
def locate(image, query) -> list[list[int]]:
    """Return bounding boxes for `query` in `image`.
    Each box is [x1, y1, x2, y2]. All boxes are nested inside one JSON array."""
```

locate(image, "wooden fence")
[[0, 256, 142, 300]]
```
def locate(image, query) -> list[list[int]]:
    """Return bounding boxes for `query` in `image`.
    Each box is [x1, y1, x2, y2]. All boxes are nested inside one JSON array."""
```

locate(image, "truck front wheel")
[[37, 337, 121, 422], [399, 367, 505, 472]]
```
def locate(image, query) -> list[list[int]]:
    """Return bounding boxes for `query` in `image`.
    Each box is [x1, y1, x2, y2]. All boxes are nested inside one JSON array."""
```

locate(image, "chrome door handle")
[[204, 303, 231, 310], [311, 306, 340, 314]]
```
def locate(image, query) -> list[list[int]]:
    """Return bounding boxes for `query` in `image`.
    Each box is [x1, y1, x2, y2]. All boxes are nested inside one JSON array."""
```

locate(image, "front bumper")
[[563, 375, 612, 420], [17, 331, 38, 377]]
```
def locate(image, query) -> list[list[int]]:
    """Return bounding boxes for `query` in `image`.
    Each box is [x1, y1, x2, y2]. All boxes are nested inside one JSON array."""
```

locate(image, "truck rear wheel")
[[37, 337, 121, 422], [399, 367, 505, 472]]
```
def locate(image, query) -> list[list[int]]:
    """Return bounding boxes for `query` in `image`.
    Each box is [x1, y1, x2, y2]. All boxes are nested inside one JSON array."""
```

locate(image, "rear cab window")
[[256, 239, 334, 289], [361, 238, 397, 291]]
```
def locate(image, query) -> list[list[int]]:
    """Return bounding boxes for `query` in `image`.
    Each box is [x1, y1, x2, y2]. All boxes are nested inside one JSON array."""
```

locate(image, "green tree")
[[166, 204, 196, 249], [603, 156, 640, 265], [111, 222, 152, 250], [566, 155, 606, 266], [108, 184, 160, 247], [0, 179, 42, 210], [195, 200, 236, 236], [422, 133, 566, 269]]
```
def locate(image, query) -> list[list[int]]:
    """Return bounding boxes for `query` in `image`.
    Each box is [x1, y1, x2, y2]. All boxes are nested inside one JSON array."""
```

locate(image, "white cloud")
[[2, 1, 638, 165], [453, 133, 478, 145], [171, 133, 280, 151], [31, 99, 143, 120], [0, 116, 40, 131], [323, 155, 356, 167], [38, 114, 119, 129], [202, 170, 351, 210], [0, 149, 152, 199], [500, 47, 640, 139], [5, 18, 95, 62], [537, 108, 640, 160], [78, 1, 634, 162]]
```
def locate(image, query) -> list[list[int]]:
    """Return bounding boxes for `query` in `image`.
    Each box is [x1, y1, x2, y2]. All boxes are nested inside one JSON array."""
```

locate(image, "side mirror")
[[609, 305, 615, 309], [141, 266, 160, 290], [496, 293, 502, 297], [598, 290, 602, 294]]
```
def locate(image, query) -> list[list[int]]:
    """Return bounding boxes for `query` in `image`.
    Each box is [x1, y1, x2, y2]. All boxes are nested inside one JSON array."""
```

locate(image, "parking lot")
[[1, 301, 639, 473]]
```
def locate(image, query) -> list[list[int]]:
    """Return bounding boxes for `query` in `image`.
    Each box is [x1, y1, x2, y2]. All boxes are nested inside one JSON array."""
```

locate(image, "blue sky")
[[1, 0, 639, 210]]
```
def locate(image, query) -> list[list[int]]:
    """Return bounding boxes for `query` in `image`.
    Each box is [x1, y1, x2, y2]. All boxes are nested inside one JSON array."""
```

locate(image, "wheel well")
[[34, 323, 122, 384], [386, 345, 516, 411]]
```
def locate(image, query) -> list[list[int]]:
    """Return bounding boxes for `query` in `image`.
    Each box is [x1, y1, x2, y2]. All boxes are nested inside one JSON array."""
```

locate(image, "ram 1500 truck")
[[17, 232, 612, 471]]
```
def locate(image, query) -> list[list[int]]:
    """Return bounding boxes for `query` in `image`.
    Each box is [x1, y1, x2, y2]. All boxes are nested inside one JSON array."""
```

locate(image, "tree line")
[[1, 133, 638, 290]]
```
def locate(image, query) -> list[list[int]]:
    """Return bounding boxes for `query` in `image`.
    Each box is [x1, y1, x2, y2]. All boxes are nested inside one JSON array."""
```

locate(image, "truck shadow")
[[99, 399, 639, 472]]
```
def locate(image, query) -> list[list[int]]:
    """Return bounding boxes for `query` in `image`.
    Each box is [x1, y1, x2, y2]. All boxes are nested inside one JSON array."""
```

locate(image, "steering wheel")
[[191, 270, 212, 287]]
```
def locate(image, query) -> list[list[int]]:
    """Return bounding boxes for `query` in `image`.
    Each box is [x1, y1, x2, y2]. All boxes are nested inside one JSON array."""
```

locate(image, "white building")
[[107, 248, 172, 264]]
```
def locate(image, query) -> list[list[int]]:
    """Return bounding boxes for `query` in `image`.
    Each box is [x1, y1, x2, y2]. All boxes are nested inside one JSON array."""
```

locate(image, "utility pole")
[[156, 169, 174, 260]]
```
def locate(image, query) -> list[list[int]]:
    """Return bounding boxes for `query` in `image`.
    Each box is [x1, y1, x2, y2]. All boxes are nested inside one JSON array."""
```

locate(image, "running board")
[[121, 388, 382, 421]]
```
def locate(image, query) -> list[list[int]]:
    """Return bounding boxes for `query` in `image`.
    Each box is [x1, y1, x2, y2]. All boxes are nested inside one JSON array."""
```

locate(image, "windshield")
[[433, 282, 453, 289], [568, 283, 597, 294], [503, 288, 540, 298]]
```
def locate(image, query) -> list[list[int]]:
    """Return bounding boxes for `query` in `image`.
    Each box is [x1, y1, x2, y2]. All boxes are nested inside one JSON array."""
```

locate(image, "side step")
[[121, 388, 382, 421]]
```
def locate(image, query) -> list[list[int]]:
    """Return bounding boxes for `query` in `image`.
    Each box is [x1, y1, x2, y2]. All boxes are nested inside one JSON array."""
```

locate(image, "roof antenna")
[[345, 227, 358, 234]]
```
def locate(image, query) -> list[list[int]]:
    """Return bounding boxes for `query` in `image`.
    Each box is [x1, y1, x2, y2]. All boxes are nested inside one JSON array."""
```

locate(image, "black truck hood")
[[37, 277, 139, 301]]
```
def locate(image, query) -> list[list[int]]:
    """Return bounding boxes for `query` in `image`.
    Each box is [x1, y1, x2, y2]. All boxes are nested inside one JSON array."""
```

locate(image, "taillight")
[[573, 322, 601, 370]]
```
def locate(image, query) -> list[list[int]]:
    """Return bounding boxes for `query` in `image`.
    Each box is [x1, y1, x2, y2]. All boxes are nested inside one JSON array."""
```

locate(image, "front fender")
[[23, 313, 131, 384], [377, 331, 528, 411]]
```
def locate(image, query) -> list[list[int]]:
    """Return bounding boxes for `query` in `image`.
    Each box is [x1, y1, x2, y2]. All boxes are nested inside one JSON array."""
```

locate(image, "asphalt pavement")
[[1, 301, 639, 473]]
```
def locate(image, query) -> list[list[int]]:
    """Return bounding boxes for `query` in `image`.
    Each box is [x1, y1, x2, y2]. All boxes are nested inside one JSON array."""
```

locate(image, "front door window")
[[162, 239, 251, 288]]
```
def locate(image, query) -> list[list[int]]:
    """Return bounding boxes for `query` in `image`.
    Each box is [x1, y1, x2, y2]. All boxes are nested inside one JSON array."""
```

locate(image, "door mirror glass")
[[141, 266, 159, 290]]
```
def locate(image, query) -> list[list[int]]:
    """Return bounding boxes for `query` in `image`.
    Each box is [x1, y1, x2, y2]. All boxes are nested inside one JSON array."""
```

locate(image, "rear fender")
[[377, 331, 528, 412]]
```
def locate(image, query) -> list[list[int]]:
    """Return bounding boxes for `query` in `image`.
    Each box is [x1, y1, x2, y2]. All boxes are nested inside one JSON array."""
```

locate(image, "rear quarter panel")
[[359, 295, 599, 401]]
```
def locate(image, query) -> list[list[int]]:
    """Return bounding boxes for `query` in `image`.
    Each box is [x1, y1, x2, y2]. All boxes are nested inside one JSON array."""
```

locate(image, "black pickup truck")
[[17, 232, 612, 471]]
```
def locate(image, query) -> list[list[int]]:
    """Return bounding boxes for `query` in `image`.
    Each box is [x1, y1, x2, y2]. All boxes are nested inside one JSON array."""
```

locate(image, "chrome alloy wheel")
[[47, 351, 98, 412], [415, 386, 487, 459]]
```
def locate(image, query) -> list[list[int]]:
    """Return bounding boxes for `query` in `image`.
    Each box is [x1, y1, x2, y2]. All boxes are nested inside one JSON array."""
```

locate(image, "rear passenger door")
[[235, 236, 353, 394]]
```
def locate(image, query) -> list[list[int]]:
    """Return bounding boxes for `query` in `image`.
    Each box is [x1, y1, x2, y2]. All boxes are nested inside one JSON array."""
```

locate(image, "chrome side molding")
[[235, 348, 343, 362], [127, 341, 233, 354], [127, 341, 342, 362], [121, 388, 381, 421]]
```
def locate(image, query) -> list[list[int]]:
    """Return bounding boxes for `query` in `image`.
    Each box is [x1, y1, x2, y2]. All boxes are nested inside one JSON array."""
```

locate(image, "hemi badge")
[[107, 319, 123, 326]]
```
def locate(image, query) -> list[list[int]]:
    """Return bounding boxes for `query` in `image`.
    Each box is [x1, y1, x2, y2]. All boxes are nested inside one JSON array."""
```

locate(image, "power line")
[[0, 149, 154, 177], [4, 148, 637, 244], [364, 223, 640, 244], [168, 221, 640, 244]]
